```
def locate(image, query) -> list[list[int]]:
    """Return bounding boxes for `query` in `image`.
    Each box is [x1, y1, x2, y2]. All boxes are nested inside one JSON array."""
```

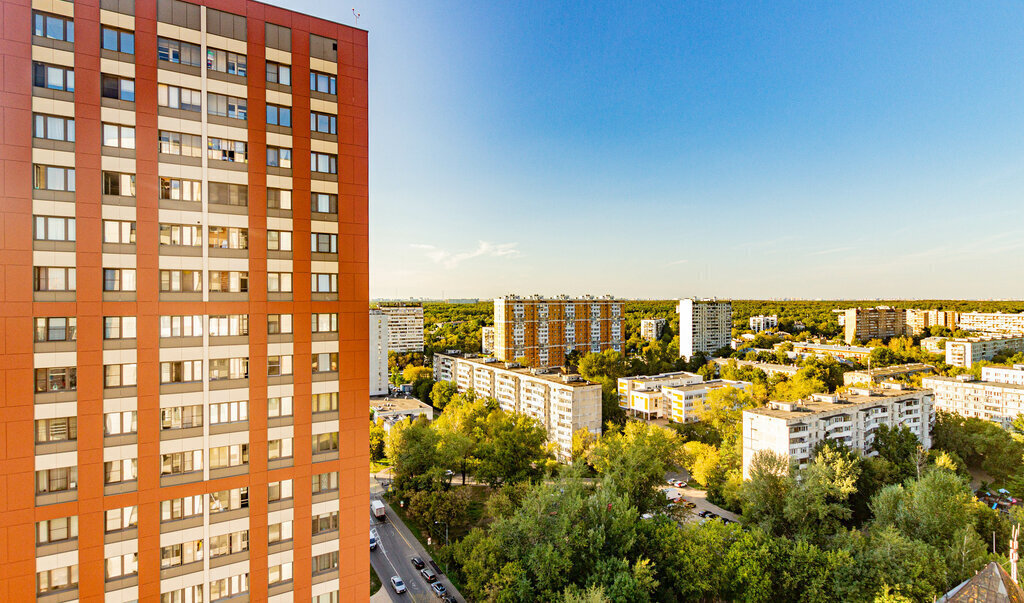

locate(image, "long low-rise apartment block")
[[712, 358, 801, 378], [786, 342, 873, 362], [432, 353, 602, 461], [843, 363, 935, 386], [944, 335, 1024, 367], [957, 311, 1024, 335], [617, 371, 750, 422], [923, 365, 1024, 428], [742, 384, 934, 479]]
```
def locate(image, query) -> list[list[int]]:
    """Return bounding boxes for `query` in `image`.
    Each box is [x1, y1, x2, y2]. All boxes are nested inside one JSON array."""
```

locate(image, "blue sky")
[[290, 1, 1024, 300]]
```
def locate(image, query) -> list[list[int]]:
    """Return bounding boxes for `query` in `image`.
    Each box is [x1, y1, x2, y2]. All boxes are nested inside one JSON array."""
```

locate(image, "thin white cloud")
[[666, 259, 689, 266], [410, 241, 521, 269], [809, 246, 854, 257]]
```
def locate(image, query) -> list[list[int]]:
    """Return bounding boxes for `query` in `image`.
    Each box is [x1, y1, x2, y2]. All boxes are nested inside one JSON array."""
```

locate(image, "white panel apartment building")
[[944, 335, 1024, 367], [742, 384, 934, 479], [957, 312, 1024, 335], [748, 314, 778, 333], [481, 326, 495, 354], [923, 365, 1024, 428], [679, 298, 732, 359], [377, 304, 425, 352], [369, 310, 389, 395], [432, 354, 602, 461], [640, 318, 667, 341]]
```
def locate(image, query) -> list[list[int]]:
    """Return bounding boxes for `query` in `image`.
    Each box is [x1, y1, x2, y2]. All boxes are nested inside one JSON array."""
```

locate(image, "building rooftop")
[[923, 375, 1024, 391], [664, 379, 748, 393], [712, 358, 801, 374], [791, 342, 873, 353], [437, 353, 600, 388], [847, 363, 934, 377], [370, 396, 432, 413], [746, 385, 927, 420], [949, 334, 1024, 343]]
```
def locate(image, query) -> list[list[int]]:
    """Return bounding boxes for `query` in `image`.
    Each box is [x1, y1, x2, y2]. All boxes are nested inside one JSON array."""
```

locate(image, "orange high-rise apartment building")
[[492, 295, 624, 368], [0, 0, 369, 601]]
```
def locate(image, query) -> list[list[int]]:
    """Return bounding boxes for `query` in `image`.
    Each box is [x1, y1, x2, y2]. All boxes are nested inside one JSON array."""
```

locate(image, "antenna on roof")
[[352, 8, 361, 25]]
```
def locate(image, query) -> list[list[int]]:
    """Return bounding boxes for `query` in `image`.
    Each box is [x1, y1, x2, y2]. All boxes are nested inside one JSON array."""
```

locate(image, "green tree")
[[589, 422, 681, 513], [429, 380, 459, 410], [871, 424, 921, 482], [784, 446, 860, 544], [369, 419, 386, 462], [475, 410, 552, 487], [741, 450, 793, 536], [681, 441, 721, 488]]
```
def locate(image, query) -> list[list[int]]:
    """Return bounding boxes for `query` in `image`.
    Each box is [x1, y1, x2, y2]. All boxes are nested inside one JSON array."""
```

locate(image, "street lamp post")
[[434, 520, 449, 546]]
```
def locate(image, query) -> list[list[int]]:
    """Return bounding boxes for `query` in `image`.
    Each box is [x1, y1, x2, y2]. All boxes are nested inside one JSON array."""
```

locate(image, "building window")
[[312, 392, 339, 412], [102, 220, 136, 243], [312, 593, 340, 603], [311, 152, 338, 174], [34, 317, 76, 342], [267, 188, 292, 209], [104, 363, 137, 387], [267, 314, 292, 334], [209, 531, 248, 558], [207, 137, 247, 162], [160, 360, 202, 384], [34, 367, 76, 392], [313, 432, 340, 454], [33, 12, 74, 42], [312, 273, 338, 293], [209, 358, 248, 381], [33, 62, 74, 91], [209, 314, 249, 336], [101, 27, 134, 53], [35, 417, 77, 442], [209, 182, 248, 206], [268, 479, 293, 502], [269, 563, 293, 585], [101, 123, 135, 148], [312, 551, 339, 575], [268, 521, 292, 543], [312, 192, 338, 214], [157, 84, 201, 111], [160, 495, 203, 521], [157, 37, 202, 66], [159, 224, 201, 246], [105, 506, 137, 532], [33, 114, 75, 141], [310, 70, 337, 94], [161, 450, 203, 475], [210, 400, 247, 424], [160, 540, 204, 568], [312, 313, 339, 333], [210, 487, 249, 513], [36, 565, 78, 594], [103, 316, 136, 339], [159, 270, 202, 292], [162, 586, 204, 603], [159, 177, 202, 201], [267, 355, 293, 376], [207, 93, 247, 119], [311, 233, 338, 253], [310, 111, 338, 134], [33, 165, 75, 191], [208, 226, 248, 249], [268, 396, 293, 418], [209, 444, 248, 469], [37, 516, 78, 544], [311, 511, 339, 535], [266, 61, 291, 84], [103, 268, 137, 292], [102, 171, 136, 196], [209, 573, 249, 602], [104, 411, 137, 436], [33, 216, 76, 242], [160, 315, 203, 337], [267, 272, 293, 293], [312, 471, 340, 494], [267, 104, 291, 127], [268, 438, 292, 460], [101, 74, 135, 101], [209, 271, 249, 293], [312, 353, 338, 373], [36, 466, 77, 493], [104, 458, 138, 484], [207, 47, 246, 75], [160, 405, 203, 429], [266, 146, 292, 168], [159, 130, 202, 156], [267, 229, 292, 250]]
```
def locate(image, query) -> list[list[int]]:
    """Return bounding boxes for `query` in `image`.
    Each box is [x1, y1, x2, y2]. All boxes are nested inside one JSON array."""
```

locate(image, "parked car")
[[697, 510, 710, 518], [390, 576, 406, 594], [432, 583, 448, 598], [411, 556, 425, 569], [421, 568, 437, 583], [370, 529, 379, 550], [684, 502, 697, 509]]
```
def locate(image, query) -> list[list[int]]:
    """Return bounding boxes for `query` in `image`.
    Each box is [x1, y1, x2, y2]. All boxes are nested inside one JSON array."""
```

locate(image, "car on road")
[[684, 501, 697, 509], [411, 556, 425, 569], [697, 510, 710, 518], [390, 576, 406, 594], [421, 567, 437, 583], [431, 582, 448, 598], [370, 529, 379, 550]]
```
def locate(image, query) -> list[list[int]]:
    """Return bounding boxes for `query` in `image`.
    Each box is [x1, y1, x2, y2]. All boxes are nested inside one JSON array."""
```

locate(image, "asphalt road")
[[369, 477, 464, 603]]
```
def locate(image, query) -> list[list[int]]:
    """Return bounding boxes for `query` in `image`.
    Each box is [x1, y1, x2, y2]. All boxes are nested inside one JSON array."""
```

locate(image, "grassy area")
[[370, 564, 382, 595], [370, 458, 392, 473]]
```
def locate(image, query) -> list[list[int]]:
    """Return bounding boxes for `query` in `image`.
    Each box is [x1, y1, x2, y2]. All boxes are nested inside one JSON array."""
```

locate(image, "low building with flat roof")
[[712, 357, 801, 378], [664, 379, 752, 423], [786, 342, 873, 362], [843, 363, 935, 386], [617, 371, 703, 419], [371, 396, 435, 431]]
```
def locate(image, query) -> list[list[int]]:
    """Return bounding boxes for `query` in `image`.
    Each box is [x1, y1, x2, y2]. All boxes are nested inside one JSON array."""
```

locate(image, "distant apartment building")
[[432, 353, 602, 460], [944, 335, 1024, 368], [843, 306, 907, 344], [370, 310, 390, 395], [787, 342, 873, 362], [957, 312, 1024, 335], [748, 314, 778, 332], [742, 384, 934, 479], [492, 295, 624, 368], [923, 368, 1024, 428], [921, 336, 949, 354], [843, 363, 934, 386], [481, 326, 495, 354], [905, 309, 959, 335], [678, 298, 732, 359], [378, 303, 425, 352], [640, 318, 668, 341], [711, 358, 801, 378], [617, 371, 750, 423], [664, 380, 752, 423], [370, 396, 433, 431]]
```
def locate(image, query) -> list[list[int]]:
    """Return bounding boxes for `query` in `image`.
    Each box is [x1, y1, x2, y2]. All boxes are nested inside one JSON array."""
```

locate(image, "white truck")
[[371, 500, 386, 522]]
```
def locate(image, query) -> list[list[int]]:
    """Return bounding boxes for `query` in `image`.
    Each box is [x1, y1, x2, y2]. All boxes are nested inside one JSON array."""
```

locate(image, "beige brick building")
[[843, 306, 906, 344], [905, 309, 959, 335]]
